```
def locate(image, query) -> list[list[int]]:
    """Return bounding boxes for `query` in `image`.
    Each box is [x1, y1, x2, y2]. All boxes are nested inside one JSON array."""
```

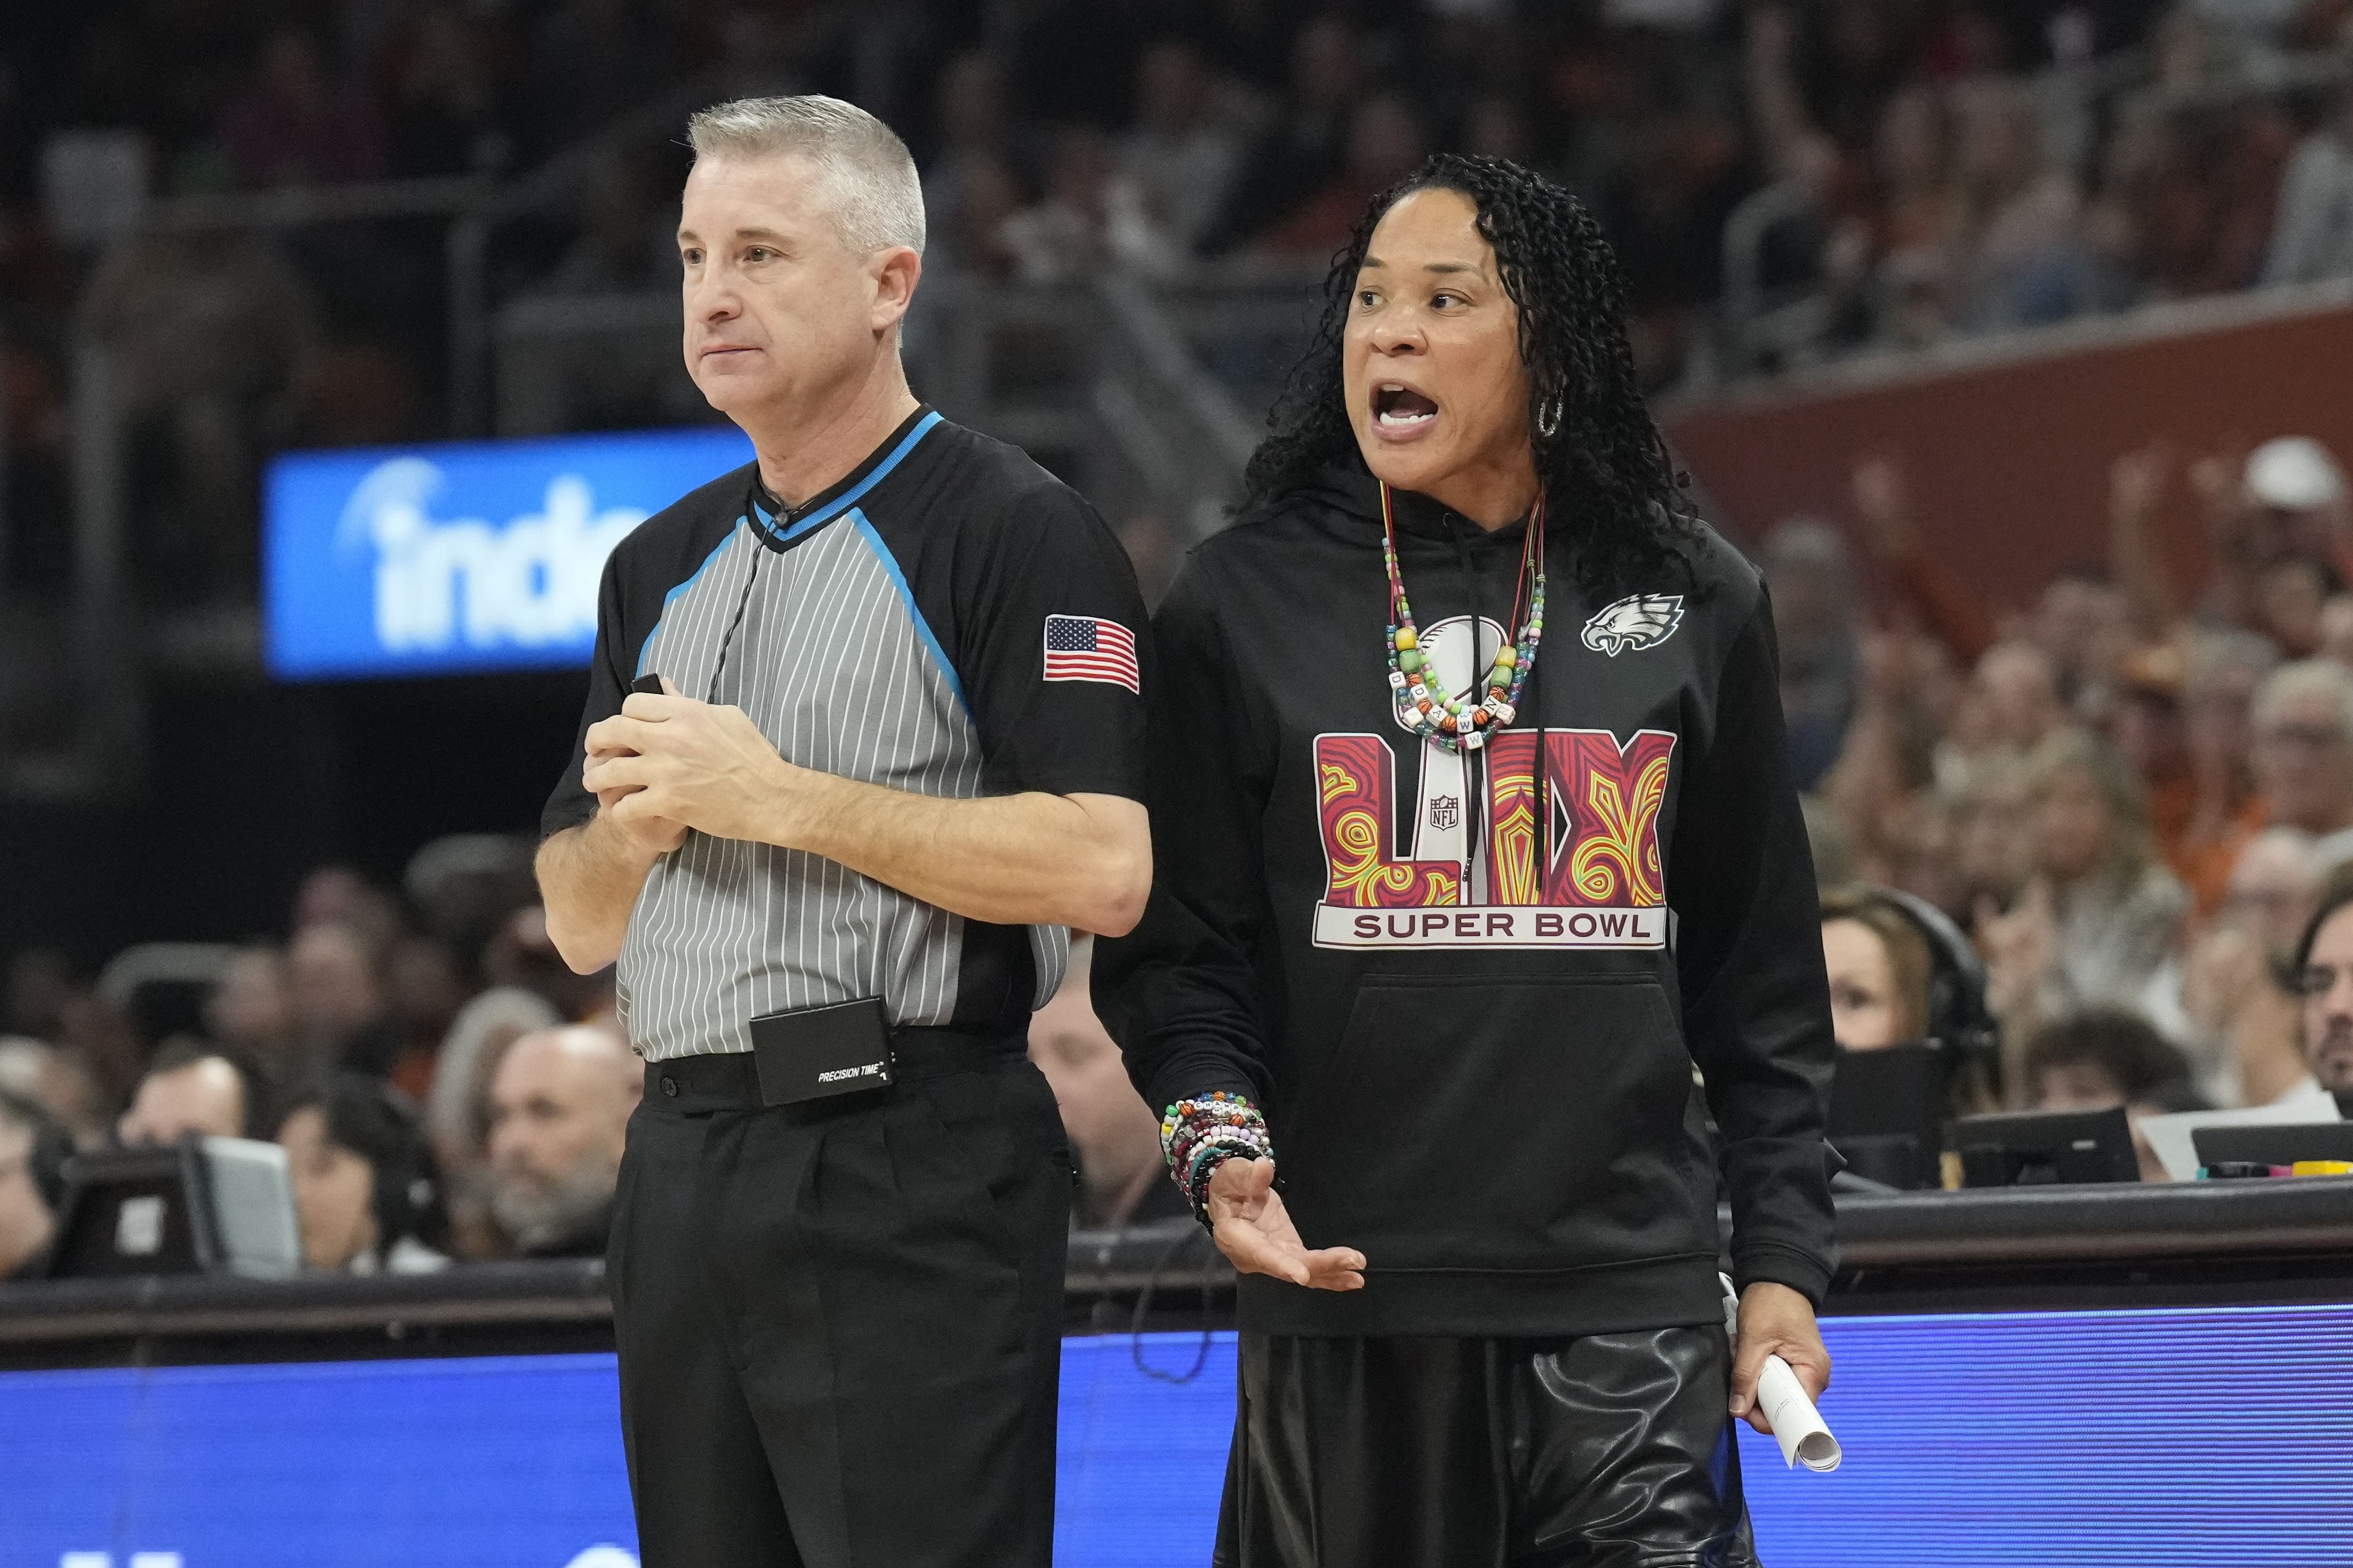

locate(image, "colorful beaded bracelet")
[[1160, 1091, 1272, 1225]]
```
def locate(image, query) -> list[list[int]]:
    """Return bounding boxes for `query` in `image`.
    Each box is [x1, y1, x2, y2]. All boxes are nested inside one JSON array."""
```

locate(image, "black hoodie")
[[1094, 467, 1838, 1339]]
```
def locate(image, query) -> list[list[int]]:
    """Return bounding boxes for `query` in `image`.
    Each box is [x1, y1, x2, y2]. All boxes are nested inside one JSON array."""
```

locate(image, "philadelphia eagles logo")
[[1581, 594, 1684, 656]]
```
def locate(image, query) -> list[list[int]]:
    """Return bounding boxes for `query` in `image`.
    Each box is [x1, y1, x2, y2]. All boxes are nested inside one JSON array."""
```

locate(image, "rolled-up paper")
[[1719, 1273, 1841, 1472], [1755, 1354, 1841, 1472]]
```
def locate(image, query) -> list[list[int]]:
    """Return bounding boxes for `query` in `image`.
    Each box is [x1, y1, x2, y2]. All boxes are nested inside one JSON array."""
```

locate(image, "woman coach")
[[1096, 155, 1837, 1565]]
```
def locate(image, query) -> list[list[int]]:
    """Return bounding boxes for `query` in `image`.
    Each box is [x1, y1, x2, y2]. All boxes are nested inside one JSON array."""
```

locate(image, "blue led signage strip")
[[3, 1302, 2350, 1566]]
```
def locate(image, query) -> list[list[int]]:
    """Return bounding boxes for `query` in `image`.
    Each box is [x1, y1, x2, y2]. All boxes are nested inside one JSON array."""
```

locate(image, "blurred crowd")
[[12, 442, 2353, 1280], [0, 823, 1200, 1281], [0, 845, 642, 1278], [1728, 1, 2353, 372], [17, 3, 2353, 606], [1783, 428, 2353, 1178], [12, 2, 2353, 1278]]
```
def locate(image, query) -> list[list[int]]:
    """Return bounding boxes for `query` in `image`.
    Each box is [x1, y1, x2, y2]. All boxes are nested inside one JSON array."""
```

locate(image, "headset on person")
[[294, 1075, 449, 1262], [0, 1086, 74, 1219], [1821, 884, 2001, 1189], [1867, 885, 2002, 1097]]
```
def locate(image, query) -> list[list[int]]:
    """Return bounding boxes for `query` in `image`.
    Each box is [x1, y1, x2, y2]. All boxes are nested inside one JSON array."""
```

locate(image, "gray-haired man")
[[536, 96, 1152, 1568]]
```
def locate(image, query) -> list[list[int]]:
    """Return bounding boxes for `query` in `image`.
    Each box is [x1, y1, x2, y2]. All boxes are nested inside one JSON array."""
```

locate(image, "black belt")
[[644, 1025, 1024, 1115]]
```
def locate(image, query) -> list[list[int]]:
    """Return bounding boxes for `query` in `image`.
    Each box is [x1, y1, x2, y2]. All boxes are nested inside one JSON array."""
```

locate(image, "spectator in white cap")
[[2247, 436, 2347, 516], [2246, 437, 2349, 567], [2218, 438, 2352, 658]]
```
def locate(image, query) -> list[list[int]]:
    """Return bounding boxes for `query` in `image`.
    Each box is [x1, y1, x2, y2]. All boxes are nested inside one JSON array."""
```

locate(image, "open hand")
[[2109, 441, 2170, 525], [2181, 922, 2267, 1037], [1850, 453, 1912, 558], [1729, 1281, 1831, 1435], [1204, 1158, 1364, 1292], [1974, 879, 2056, 1027], [2187, 444, 2245, 513], [2188, 440, 2255, 548]]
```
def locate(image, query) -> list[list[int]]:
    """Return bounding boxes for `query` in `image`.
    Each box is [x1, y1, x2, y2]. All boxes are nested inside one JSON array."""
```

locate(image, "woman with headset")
[[277, 1073, 451, 1274], [0, 1087, 70, 1280], [1819, 885, 2001, 1192]]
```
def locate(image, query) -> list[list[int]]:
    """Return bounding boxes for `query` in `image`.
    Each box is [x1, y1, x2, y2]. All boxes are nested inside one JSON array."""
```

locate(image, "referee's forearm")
[[773, 774, 1150, 936], [536, 814, 662, 973]]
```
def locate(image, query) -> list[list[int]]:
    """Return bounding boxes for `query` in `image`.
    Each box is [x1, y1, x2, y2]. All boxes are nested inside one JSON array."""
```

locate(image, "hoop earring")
[[1536, 395, 1563, 439]]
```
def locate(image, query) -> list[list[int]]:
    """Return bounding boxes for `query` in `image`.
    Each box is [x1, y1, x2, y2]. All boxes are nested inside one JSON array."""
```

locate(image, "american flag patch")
[[1043, 614, 1139, 694]]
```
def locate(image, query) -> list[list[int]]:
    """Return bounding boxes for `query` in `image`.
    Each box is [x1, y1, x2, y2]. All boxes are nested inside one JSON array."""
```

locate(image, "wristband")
[[1160, 1091, 1272, 1226]]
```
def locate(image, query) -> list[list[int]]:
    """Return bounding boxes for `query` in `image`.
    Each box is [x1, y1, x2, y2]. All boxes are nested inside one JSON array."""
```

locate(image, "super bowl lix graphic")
[[1310, 614, 1674, 949]]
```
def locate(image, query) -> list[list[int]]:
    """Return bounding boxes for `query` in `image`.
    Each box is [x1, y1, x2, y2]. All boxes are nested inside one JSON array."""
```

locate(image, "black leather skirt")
[[1213, 1327, 1759, 1568]]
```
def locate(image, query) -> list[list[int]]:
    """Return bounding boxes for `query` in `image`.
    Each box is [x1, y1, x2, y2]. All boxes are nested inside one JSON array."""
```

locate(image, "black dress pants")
[[1217, 1327, 1759, 1568], [606, 1037, 1072, 1568]]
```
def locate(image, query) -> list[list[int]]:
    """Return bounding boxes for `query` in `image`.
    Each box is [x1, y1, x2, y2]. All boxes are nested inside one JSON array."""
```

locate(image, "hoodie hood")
[[1289, 462, 1541, 552]]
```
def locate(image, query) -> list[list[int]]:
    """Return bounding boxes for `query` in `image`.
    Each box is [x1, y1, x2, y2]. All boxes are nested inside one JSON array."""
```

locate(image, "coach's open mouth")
[[1373, 382, 1440, 431]]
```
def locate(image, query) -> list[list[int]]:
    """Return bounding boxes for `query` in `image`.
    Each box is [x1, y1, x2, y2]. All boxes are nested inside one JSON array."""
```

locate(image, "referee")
[[536, 97, 1152, 1568]]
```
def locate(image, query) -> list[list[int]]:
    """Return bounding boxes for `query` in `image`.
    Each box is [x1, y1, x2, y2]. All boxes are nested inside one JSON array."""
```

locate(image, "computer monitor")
[[1950, 1107, 2138, 1188], [2191, 1121, 2353, 1169], [46, 1136, 302, 1279], [1827, 1042, 1950, 1189]]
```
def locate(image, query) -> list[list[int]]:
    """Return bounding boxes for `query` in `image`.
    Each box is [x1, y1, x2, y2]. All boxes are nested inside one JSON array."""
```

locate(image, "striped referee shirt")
[[542, 407, 1150, 1061]]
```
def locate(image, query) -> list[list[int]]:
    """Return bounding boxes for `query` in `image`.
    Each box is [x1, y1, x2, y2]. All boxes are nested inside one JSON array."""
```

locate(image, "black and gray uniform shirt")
[[542, 407, 1149, 1061]]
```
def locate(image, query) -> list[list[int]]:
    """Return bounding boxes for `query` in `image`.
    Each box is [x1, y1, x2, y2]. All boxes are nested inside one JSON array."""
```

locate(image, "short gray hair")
[[2255, 657, 2353, 737], [2186, 626, 2280, 694], [687, 95, 926, 256]]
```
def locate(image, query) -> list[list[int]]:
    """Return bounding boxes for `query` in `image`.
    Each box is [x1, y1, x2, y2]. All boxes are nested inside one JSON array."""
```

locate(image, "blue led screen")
[[3, 1302, 2351, 1567], [263, 427, 754, 680]]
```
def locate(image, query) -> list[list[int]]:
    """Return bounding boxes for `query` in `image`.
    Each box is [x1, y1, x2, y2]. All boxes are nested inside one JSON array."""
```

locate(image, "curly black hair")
[[1241, 153, 1695, 598], [280, 1072, 450, 1264]]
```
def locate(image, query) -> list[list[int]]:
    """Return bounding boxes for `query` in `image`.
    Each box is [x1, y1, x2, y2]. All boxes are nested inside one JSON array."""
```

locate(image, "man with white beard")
[[484, 1025, 642, 1255]]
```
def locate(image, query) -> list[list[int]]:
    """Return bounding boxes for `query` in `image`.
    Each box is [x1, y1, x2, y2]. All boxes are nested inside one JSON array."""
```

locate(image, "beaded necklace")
[[1380, 481, 1546, 755]]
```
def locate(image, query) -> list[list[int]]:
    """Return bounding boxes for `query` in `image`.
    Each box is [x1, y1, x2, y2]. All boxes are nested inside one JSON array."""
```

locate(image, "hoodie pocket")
[[1278, 975, 1705, 1272]]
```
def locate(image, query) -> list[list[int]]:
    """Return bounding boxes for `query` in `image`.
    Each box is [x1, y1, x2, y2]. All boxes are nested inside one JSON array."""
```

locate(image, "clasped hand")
[[582, 680, 807, 853], [1202, 1157, 1365, 1292]]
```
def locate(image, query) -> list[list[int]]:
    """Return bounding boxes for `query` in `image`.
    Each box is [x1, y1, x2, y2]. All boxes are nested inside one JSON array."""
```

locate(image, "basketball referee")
[[536, 97, 1152, 1568]]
